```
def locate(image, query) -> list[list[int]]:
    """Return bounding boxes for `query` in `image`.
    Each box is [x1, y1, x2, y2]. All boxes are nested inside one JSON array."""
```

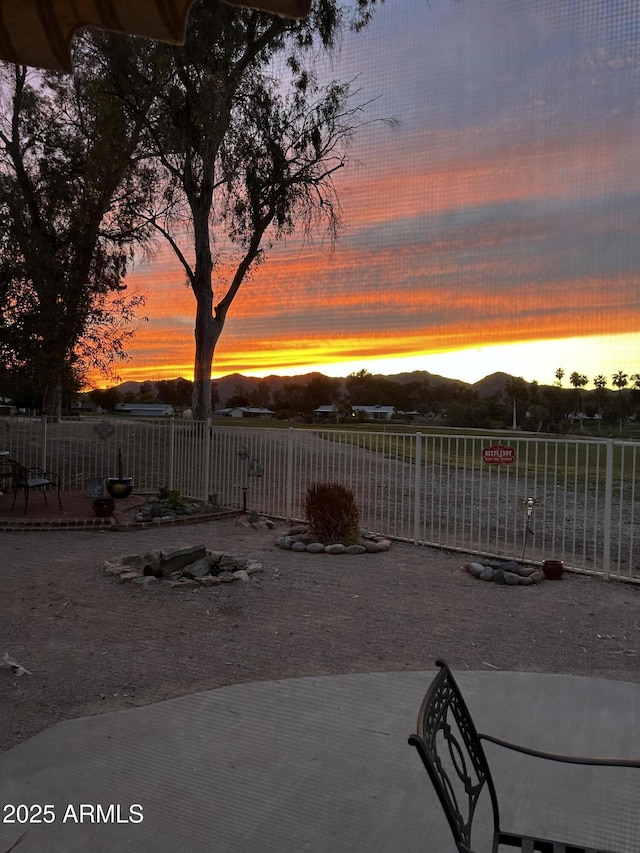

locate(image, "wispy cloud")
[[90, 0, 640, 386]]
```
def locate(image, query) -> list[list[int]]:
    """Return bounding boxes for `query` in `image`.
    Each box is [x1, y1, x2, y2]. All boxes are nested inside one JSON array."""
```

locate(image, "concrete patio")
[[1, 670, 639, 852]]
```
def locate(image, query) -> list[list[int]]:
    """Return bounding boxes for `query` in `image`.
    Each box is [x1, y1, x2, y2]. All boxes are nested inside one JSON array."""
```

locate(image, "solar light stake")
[[520, 497, 539, 564]]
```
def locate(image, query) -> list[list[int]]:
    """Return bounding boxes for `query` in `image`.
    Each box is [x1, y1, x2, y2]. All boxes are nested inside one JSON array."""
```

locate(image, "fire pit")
[[104, 544, 263, 588]]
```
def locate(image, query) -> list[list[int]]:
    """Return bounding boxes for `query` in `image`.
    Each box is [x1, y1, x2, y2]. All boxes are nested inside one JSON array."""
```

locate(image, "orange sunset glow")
[[88, 1, 640, 391]]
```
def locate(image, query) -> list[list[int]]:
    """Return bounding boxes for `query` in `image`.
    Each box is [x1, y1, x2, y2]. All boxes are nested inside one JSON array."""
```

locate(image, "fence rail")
[[2, 416, 638, 582]]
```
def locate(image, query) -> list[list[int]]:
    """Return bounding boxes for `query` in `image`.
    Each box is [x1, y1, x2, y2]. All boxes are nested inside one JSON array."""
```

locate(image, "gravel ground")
[[1, 518, 640, 754]]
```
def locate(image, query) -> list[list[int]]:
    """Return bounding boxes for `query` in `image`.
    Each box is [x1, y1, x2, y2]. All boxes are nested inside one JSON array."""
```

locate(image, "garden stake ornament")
[[236, 447, 264, 513], [520, 496, 539, 563]]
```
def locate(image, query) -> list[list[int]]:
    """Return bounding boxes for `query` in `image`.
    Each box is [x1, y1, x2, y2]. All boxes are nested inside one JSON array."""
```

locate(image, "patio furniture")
[[0, 453, 11, 494], [408, 659, 640, 853], [10, 460, 63, 514]]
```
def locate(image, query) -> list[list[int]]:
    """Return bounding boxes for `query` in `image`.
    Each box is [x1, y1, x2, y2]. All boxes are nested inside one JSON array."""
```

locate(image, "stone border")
[[111, 508, 240, 532], [465, 560, 544, 586], [275, 526, 391, 555]]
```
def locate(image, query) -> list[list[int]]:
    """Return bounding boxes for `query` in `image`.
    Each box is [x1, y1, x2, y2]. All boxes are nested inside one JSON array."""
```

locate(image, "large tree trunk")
[[190, 219, 221, 420], [190, 189, 218, 421], [42, 382, 62, 420], [39, 333, 69, 420], [192, 304, 222, 421]]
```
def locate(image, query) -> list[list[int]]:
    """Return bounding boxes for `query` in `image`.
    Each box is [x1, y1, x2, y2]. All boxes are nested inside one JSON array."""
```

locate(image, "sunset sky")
[[101, 0, 640, 390]]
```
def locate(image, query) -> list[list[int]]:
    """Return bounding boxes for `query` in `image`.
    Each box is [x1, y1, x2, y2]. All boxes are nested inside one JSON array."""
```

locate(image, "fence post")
[[41, 414, 47, 472], [413, 432, 422, 545], [602, 440, 614, 580], [286, 428, 294, 522], [168, 418, 176, 491], [202, 418, 211, 502]]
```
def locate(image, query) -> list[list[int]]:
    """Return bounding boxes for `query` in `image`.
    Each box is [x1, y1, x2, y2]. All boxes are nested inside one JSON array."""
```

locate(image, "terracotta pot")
[[542, 559, 564, 580]]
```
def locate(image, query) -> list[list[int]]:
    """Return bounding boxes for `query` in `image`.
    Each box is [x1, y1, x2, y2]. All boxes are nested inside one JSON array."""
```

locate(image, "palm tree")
[[630, 374, 640, 425], [554, 367, 565, 387], [569, 372, 588, 429], [504, 377, 530, 430], [612, 370, 628, 433], [593, 375, 607, 431]]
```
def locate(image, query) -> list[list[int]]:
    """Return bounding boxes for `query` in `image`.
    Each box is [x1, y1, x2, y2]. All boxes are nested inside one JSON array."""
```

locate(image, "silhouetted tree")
[[156, 378, 194, 409], [612, 370, 628, 432], [88, 386, 122, 411], [504, 377, 530, 429], [528, 403, 551, 432], [107, 0, 386, 420], [593, 374, 607, 431], [569, 371, 588, 429], [0, 50, 154, 416], [247, 380, 272, 409]]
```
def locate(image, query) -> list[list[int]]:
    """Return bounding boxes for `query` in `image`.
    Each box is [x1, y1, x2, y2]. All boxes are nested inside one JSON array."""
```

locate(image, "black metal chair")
[[408, 659, 640, 853], [10, 460, 63, 514]]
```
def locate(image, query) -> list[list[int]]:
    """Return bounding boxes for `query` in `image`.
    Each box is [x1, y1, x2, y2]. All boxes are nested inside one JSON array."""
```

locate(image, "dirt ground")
[[2, 517, 640, 754]]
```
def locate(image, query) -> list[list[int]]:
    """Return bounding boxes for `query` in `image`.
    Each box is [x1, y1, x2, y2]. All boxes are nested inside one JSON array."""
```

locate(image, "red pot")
[[542, 559, 564, 580]]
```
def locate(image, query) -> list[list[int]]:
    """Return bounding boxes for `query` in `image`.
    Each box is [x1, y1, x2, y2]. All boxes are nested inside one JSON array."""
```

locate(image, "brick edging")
[[0, 509, 240, 532]]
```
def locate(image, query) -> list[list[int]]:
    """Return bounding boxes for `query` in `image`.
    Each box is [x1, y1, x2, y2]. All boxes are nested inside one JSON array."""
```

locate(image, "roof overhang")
[[0, 0, 310, 71]]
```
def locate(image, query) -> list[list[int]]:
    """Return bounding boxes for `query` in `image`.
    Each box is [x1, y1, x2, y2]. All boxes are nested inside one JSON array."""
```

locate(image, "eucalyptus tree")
[[0, 48, 155, 416], [107, 0, 385, 419]]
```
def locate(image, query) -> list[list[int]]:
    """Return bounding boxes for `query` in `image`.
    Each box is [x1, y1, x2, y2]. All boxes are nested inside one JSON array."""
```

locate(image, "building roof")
[[215, 407, 275, 415], [351, 405, 396, 414], [115, 403, 174, 414], [314, 404, 396, 417]]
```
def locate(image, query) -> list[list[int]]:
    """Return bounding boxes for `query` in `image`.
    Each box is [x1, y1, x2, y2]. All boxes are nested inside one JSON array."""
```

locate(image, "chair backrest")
[[10, 460, 28, 486], [408, 659, 500, 853]]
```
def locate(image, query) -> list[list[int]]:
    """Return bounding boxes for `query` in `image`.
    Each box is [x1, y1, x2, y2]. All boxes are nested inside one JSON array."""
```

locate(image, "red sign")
[[482, 444, 516, 465]]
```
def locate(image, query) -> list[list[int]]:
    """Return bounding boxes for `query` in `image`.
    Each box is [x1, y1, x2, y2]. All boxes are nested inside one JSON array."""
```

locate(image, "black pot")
[[106, 477, 134, 499], [93, 497, 116, 517]]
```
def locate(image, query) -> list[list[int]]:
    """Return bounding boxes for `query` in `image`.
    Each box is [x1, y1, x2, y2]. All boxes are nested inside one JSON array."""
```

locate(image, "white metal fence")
[[2, 416, 639, 582]]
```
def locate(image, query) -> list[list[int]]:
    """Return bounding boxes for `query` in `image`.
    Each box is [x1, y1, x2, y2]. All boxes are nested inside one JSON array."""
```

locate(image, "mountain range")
[[108, 370, 516, 404]]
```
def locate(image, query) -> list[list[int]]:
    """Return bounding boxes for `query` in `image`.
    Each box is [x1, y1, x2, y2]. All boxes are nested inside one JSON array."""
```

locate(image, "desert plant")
[[158, 486, 187, 509], [302, 481, 361, 545]]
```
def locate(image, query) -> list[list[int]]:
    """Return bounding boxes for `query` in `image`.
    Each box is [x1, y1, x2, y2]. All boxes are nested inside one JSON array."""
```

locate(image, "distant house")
[[314, 403, 396, 422], [115, 403, 174, 417], [216, 406, 276, 419], [352, 405, 396, 421], [0, 396, 16, 416], [568, 412, 592, 422], [70, 400, 98, 413], [313, 404, 341, 423]]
